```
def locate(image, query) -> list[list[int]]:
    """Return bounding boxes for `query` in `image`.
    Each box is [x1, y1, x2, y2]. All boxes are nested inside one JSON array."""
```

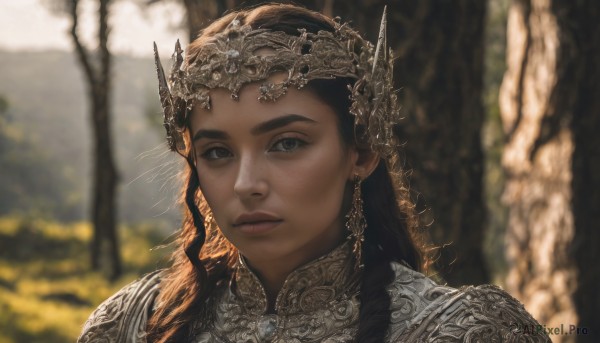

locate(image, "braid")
[[147, 156, 212, 343], [354, 161, 424, 342], [183, 156, 208, 290], [356, 244, 395, 343]]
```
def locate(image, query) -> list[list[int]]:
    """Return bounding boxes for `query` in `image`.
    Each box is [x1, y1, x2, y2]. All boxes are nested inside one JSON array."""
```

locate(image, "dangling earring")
[[346, 175, 366, 271]]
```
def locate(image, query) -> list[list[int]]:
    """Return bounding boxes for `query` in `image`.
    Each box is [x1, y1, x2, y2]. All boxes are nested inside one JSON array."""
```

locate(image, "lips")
[[233, 212, 282, 234]]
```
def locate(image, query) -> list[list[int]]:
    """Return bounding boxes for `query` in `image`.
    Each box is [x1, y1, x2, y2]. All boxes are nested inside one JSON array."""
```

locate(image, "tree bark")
[[69, 0, 120, 280], [393, 0, 489, 286], [500, 0, 600, 339]]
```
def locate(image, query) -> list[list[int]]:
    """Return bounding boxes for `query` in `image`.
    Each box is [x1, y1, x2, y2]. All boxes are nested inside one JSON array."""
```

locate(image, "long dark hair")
[[147, 4, 430, 342]]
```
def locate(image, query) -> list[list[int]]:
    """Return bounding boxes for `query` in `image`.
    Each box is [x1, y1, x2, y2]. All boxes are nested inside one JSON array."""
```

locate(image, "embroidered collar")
[[232, 242, 360, 315]]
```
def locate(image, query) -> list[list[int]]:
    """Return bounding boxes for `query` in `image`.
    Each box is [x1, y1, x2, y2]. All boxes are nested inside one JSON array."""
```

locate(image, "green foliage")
[[0, 95, 7, 114], [0, 96, 80, 220], [0, 216, 173, 343]]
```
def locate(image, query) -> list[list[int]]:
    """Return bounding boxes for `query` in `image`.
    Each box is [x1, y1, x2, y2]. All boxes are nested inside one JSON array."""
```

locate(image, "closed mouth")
[[233, 212, 282, 227]]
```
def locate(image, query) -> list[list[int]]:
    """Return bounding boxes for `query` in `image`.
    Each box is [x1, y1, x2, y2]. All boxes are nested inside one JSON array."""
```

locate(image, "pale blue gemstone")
[[257, 315, 278, 341]]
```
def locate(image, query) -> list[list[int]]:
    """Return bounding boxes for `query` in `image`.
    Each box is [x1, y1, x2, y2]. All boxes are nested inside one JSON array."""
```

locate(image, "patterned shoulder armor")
[[77, 270, 163, 343], [386, 263, 551, 342]]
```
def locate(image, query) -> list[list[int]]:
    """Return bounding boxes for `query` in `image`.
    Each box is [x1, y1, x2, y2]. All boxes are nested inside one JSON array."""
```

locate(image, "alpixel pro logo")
[[510, 323, 589, 336]]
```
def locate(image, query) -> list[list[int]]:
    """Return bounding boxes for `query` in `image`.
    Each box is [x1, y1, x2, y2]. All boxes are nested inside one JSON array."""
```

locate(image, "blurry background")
[[0, 0, 598, 342]]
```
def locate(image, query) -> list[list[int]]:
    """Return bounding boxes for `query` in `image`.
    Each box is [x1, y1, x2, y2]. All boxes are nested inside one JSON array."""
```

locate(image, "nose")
[[233, 153, 269, 201]]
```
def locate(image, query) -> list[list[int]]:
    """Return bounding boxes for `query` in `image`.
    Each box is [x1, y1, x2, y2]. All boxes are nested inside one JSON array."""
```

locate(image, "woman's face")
[[190, 83, 358, 269]]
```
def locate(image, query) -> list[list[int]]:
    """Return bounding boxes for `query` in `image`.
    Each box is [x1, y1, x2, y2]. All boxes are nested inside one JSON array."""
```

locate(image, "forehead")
[[190, 83, 337, 129]]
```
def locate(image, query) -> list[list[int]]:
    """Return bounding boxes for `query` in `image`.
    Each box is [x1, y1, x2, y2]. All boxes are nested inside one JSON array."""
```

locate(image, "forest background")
[[0, 0, 598, 342]]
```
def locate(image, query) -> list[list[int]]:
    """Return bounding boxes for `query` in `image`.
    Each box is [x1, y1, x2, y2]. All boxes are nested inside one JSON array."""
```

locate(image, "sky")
[[0, 0, 187, 58]]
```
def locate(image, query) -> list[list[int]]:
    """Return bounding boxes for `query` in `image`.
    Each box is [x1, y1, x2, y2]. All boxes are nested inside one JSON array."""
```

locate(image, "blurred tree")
[[67, 0, 121, 280], [154, 0, 490, 286], [500, 0, 600, 339], [393, 0, 489, 286]]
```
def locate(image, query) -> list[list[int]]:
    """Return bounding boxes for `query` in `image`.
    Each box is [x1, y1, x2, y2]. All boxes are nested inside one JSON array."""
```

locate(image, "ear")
[[348, 147, 380, 181]]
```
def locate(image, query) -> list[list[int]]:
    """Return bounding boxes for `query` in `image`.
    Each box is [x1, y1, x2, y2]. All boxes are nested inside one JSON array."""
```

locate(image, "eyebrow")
[[192, 114, 317, 142], [192, 129, 230, 142], [251, 114, 317, 135]]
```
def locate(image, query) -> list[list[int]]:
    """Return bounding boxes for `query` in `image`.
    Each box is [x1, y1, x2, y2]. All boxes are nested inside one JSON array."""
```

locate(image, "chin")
[[238, 241, 294, 260]]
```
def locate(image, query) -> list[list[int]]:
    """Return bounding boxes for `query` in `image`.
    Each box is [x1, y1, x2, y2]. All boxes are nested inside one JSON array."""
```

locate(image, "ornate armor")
[[78, 243, 550, 342]]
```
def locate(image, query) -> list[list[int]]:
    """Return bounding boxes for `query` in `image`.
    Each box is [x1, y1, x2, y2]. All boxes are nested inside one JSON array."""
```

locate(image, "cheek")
[[196, 166, 230, 215], [277, 145, 351, 215]]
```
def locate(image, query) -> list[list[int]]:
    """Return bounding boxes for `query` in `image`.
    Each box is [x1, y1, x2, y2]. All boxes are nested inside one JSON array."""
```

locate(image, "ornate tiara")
[[154, 7, 399, 156]]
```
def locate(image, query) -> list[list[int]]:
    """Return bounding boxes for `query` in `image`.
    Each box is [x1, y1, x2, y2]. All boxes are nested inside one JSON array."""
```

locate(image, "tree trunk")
[[340, 0, 489, 286], [91, 95, 120, 280], [500, 0, 600, 339], [70, 0, 120, 280]]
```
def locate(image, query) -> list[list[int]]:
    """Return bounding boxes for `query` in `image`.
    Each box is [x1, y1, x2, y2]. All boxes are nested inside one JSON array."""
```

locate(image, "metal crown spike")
[[153, 42, 169, 93], [372, 5, 388, 75], [154, 42, 181, 152]]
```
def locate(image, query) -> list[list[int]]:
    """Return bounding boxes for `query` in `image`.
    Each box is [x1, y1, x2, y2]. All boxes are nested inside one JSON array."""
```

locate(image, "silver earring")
[[346, 175, 366, 271]]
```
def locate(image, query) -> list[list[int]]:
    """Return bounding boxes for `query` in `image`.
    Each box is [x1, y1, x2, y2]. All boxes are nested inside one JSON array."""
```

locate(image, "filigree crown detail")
[[154, 7, 399, 156]]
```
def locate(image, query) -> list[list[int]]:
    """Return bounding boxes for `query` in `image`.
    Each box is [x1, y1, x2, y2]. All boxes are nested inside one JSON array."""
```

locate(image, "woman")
[[78, 4, 550, 343]]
